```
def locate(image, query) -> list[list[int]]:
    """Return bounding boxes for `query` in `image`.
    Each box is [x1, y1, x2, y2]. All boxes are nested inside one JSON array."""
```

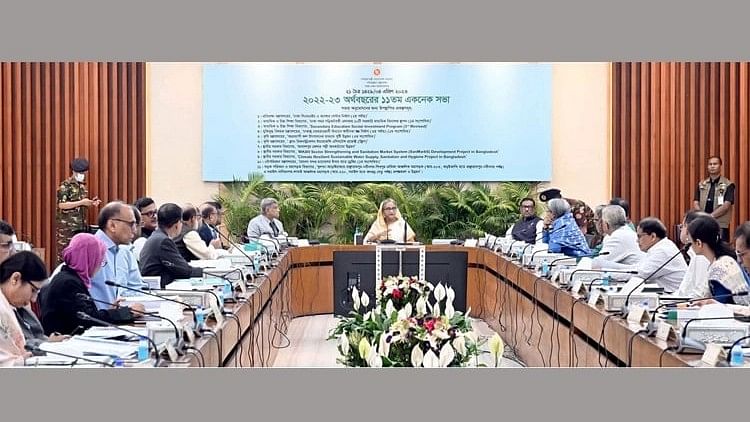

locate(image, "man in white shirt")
[[674, 210, 711, 298], [592, 205, 643, 269], [634, 217, 688, 293], [246, 198, 287, 240], [175, 205, 228, 261]]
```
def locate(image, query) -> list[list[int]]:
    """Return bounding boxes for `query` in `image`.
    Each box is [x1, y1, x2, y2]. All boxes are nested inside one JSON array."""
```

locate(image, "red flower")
[[423, 318, 436, 332], [391, 289, 403, 300]]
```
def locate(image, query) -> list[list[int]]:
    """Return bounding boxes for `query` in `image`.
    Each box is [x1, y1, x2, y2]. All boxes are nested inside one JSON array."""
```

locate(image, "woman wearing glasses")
[[40, 233, 137, 335], [687, 215, 750, 305], [364, 198, 416, 244], [0, 251, 48, 366]]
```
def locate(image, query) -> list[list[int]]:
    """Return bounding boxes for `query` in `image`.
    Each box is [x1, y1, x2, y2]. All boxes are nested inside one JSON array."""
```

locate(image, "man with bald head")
[[89, 202, 146, 312]]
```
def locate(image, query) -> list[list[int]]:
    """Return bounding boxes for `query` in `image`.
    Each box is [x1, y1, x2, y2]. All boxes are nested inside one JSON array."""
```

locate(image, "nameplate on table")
[[627, 305, 649, 324], [701, 343, 727, 366], [571, 279, 585, 296], [656, 321, 676, 341], [588, 290, 602, 307]]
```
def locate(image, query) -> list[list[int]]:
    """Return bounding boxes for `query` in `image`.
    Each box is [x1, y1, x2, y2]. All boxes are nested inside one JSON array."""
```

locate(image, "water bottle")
[[602, 272, 611, 287], [730, 342, 744, 367], [223, 280, 233, 300], [196, 306, 205, 330], [353, 227, 362, 245], [137, 336, 149, 361], [540, 259, 550, 277]]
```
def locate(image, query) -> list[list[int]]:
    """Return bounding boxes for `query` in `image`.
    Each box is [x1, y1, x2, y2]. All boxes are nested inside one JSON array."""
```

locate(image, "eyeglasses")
[[0, 241, 13, 250], [383, 207, 398, 211], [520, 205, 534, 209], [737, 249, 749, 258], [636, 232, 650, 239], [141, 211, 157, 217], [112, 218, 138, 228], [26, 281, 40, 295]]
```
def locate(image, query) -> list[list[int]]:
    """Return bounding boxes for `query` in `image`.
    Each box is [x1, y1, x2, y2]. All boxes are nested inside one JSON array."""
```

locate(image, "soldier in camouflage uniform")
[[539, 188, 598, 246], [56, 158, 101, 263]]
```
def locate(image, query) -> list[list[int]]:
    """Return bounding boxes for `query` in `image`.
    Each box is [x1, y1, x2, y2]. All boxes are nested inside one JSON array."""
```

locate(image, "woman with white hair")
[[542, 198, 591, 257]]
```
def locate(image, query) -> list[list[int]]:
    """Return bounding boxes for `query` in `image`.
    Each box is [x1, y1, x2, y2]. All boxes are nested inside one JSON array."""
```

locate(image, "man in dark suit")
[[139, 203, 203, 288], [197, 203, 223, 248]]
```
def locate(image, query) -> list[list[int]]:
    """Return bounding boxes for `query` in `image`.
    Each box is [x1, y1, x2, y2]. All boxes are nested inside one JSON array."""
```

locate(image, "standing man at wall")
[[694, 156, 735, 241], [56, 158, 101, 263]]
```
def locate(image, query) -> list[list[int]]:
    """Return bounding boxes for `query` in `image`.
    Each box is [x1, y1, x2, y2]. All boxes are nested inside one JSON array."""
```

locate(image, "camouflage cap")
[[70, 157, 89, 172]]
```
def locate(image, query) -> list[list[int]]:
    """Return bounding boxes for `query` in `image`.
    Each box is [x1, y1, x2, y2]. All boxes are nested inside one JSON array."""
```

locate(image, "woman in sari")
[[0, 251, 48, 366], [364, 198, 416, 244], [687, 215, 749, 305]]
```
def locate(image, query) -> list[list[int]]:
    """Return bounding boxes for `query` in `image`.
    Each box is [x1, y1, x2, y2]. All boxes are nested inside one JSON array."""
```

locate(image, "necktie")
[[270, 220, 279, 236]]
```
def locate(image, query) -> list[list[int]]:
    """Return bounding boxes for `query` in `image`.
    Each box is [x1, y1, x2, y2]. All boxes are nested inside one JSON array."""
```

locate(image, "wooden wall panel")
[[613, 62, 750, 240], [0, 62, 146, 268]]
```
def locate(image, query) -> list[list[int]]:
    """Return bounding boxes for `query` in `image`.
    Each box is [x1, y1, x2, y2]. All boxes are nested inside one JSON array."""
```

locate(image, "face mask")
[[74, 173, 85, 182]]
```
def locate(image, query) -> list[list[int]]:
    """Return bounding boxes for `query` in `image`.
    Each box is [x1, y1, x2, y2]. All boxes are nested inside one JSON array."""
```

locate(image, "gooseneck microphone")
[[622, 244, 690, 315], [151, 286, 226, 318], [568, 268, 638, 281], [214, 229, 263, 275], [106, 281, 198, 329], [76, 312, 160, 367], [24, 344, 116, 367], [645, 291, 750, 336], [674, 315, 748, 354], [77, 293, 183, 347]]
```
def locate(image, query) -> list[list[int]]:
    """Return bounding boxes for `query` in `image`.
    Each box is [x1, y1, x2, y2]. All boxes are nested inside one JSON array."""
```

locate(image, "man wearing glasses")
[[506, 197, 543, 244], [134, 197, 158, 239], [89, 202, 146, 312]]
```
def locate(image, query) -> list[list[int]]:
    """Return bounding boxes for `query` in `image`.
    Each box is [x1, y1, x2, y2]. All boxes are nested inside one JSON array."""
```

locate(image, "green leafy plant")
[[216, 177, 538, 242]]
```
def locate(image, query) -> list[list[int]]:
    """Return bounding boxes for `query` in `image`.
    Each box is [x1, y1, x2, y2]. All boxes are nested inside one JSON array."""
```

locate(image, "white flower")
[[432, 302, 441, 318], [489, 333, 504, 367], [452, 336, 466, 356], [373, 304, 381, 316], [439, 343, 455, 367], [404, 303, 412, 317], [358, 337, 370, 360], [339, 333, 350, 355], [423, 350, 439, 368], [434, 283, 446, 302], [411, 344, 424, 367], [352, 286, 360, 311], [363, 311, 371, 321], [397, 307, 409, 321], [432, 329, 450, 340], [465, 307, 472, 320], [446, 286, 455, 303], [444, 302, 455, 319], [385, 299, 396, 318], [360, 292, 370, 308], [367, 345, 382, 367], [416, 296, 427, 316], [379, 333, 391, 358]]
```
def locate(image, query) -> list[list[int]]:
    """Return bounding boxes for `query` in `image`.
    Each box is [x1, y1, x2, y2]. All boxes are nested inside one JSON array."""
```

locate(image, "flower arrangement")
[[329, 275, 503, 367]]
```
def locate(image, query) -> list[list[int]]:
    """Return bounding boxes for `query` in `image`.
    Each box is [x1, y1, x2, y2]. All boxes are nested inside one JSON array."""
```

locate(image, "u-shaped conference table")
[[173, 245, 692, 368]]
